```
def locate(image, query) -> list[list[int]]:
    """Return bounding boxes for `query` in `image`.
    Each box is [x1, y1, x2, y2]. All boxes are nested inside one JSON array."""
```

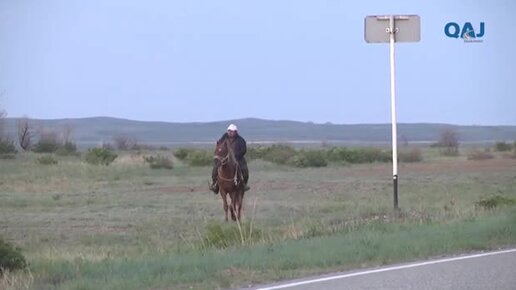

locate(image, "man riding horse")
[[209, 124, 250, 194]]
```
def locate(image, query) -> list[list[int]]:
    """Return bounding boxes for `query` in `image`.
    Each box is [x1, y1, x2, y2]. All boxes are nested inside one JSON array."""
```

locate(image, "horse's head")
[[214, 139, 229, 167], [214, 139, 237, 167]]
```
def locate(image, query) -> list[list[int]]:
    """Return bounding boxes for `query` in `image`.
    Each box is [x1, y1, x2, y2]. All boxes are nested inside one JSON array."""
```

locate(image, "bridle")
[[214, 140, 239, 185], [214, 153, 229, 166]]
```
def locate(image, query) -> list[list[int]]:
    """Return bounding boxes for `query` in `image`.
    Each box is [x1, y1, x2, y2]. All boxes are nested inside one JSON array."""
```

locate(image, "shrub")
[[475, 195, 515, 209], [437, 128, 460, 156], [0, 140, 18, 159], [398, 148, 423, 163], [32, 140, 59, 153], [144, 155, 173, 169], [186, 150, 212, 166], [101, 143, 115, 150], [0, 237, 27, 273], [247, 145, 269, 160], [467, 150, 494, 161], [37, 155, 58, 165], [0, 154, 15, 160], [55, 142, 78, 156], [326, 147, 351, 163], [33, 131, 61, 153], [494, 141, 512, 152], [326, 147, 390, 164], [289, 150, 328, 167], [507, 143, 516, 159], [113, 135, 137, 151], [262, 144, 297, 165], [357, 148, 391, 163], [84, 148, 117, 165], [173, 148, 195, 160]]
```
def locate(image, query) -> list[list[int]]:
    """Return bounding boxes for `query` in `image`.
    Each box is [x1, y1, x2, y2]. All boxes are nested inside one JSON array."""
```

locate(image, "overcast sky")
[[0, 0, 514, 125]]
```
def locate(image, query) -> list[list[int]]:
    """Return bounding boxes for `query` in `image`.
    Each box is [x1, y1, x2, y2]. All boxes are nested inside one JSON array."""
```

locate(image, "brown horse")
[[213, 139, 245, 221]]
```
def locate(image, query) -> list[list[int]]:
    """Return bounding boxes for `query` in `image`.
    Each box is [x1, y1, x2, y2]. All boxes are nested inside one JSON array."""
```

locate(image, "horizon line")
[[4, 115, 515, 127]]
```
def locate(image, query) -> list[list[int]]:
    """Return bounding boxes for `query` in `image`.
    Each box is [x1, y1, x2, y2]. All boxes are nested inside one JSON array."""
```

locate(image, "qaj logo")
[[444, 22, 485, 43]]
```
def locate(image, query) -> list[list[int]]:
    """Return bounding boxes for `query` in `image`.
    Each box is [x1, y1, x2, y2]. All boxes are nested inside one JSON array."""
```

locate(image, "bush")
[[173, 148, 196, 160], [289, 150, 328, 167], [0, 139, 17, 155], [494, 141, 512, 152], [467, 150, 494, 161], [398, 148, 423, 163], [0, 237, 27, 273], [251, 145, 392, 166], [262, 144, 297, 165], [247, 145, 269, 160], [32, 140, 59, 153], [37, 155, 58, 165], [55, 142, 78, 156], [326, 147, 390, 164], [85, 148, 117, 165], [144, 155, 173, 169], [172, 147, 215, 166], [500, 143, 516, 159], [0, 154, 15, 160], [475, 195, 515, 209], [437, 128, 460, 156], [35, 139, 78, 156], [101, 143, 115, 150], [113, 135, 137, 151], [186, 150, 212, 166]]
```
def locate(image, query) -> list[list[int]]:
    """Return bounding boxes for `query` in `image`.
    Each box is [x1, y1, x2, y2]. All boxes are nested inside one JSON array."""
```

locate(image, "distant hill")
[[4, 117, 516, 148]]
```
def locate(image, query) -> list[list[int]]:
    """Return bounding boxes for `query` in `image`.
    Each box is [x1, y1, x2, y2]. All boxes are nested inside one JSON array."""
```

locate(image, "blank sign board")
[[365, 15, 420, 43]]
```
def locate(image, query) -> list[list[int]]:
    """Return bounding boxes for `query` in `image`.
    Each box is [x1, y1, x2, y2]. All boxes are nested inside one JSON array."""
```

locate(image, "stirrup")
[[209, 183, 219, 194]]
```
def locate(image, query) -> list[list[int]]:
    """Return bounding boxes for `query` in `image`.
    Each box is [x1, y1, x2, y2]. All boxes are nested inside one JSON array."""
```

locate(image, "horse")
[[213, 139, 245, 222]]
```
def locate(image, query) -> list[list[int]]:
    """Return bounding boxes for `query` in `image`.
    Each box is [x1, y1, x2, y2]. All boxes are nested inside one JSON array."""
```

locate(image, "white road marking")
[[256, 248, 516, 290]]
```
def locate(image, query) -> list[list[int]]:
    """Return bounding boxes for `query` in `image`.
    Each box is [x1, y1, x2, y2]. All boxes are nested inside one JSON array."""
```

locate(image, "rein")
[[215, 141, 240, 185], [214, 154, 229, 165]]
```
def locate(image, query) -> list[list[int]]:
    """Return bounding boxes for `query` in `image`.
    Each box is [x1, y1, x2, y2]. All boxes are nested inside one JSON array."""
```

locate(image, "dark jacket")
[[218, 133, 247, 161]]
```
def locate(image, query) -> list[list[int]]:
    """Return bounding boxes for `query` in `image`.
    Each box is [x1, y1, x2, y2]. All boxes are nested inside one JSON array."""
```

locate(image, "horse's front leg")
[[220, 191, 229, 222], [236, 190, 243, 221], [230, 195, 237, 221]]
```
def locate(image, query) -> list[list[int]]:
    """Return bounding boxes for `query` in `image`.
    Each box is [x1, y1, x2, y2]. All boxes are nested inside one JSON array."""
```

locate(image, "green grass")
[[1, 150, 515, 289], [24, 210, 516, 290]]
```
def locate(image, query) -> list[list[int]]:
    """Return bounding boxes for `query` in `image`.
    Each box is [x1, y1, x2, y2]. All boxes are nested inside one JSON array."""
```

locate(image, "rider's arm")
[[235, 137, 247, 160]]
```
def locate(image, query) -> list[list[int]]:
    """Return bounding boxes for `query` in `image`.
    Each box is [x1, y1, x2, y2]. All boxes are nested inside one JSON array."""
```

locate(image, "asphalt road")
[[248, 248, 516, 290]]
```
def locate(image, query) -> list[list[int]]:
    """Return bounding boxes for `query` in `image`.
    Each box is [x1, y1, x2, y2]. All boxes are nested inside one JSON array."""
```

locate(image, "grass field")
[[1, 148, 515, 289]]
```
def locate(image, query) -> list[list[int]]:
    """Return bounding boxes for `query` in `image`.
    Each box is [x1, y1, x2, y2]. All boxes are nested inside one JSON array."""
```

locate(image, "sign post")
[[365, 15, 420, 209]]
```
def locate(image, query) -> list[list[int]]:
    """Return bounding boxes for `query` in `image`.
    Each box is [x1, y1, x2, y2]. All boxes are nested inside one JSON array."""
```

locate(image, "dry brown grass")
[[1, 151, 515, 289], [0, 269, 33, 290]]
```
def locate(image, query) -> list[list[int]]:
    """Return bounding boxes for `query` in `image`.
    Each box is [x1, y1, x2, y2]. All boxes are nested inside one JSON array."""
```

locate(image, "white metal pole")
[[389, 16, 399, 209]]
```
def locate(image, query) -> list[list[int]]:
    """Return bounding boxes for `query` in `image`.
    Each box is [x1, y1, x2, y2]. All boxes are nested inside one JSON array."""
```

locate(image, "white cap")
[[227, 124, 238, 131]]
